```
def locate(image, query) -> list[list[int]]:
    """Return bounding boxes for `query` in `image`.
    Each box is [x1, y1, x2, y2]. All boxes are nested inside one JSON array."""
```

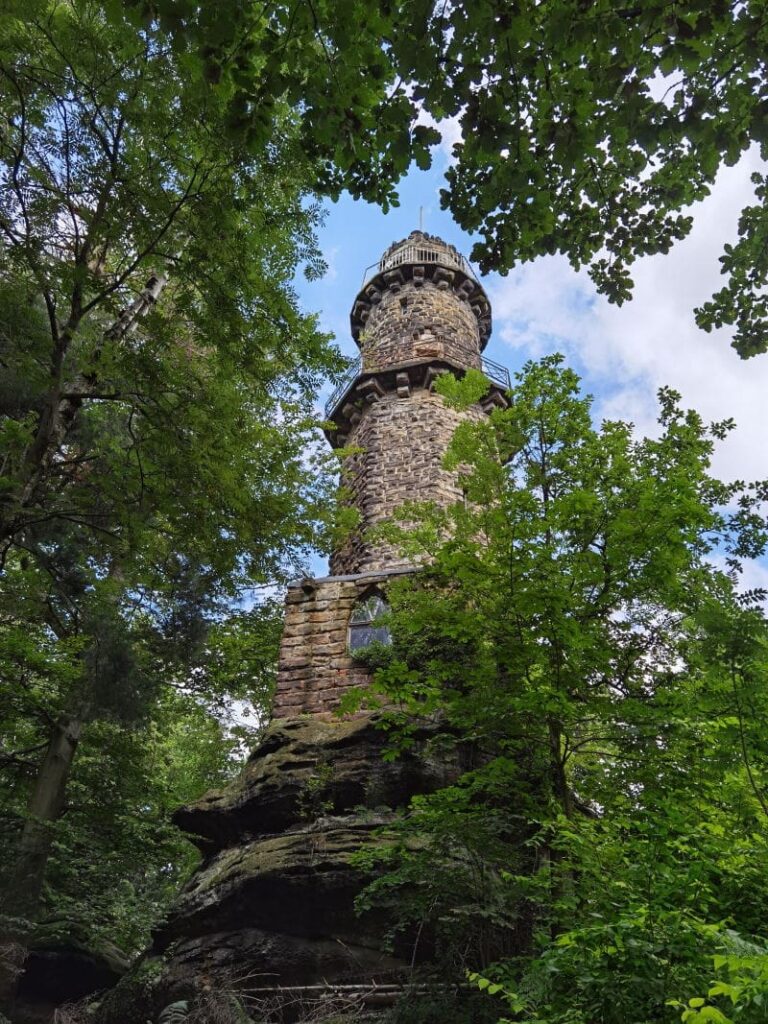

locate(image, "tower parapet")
[[350, 231, 491, 374]]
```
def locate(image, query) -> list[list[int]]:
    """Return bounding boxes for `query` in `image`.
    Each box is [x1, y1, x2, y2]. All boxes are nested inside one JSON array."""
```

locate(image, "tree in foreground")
[[347, 358, 768, 1024], [0, 0, 340, 1001]]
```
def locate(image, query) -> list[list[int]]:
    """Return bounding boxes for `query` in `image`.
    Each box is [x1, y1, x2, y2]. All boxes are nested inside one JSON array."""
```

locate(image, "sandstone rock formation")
[[96, 714, 466, 1023], [11, 937, 127, 1024]]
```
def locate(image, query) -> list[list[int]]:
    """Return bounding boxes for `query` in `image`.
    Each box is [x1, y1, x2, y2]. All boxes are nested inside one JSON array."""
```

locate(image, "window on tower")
[[348, 593, 391, 651]]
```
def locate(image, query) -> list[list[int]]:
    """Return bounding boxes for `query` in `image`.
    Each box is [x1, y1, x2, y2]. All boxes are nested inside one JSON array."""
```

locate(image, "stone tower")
[[97, 234, 511, 1023], [272, 231, 509, 717]]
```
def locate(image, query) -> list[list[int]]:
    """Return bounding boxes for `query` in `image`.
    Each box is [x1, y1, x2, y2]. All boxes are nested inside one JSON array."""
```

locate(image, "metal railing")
[[361, 242, 480, 288], [481, 355, 511, 390], [324, 354, 510, 418], [325, 357, 362, 417]]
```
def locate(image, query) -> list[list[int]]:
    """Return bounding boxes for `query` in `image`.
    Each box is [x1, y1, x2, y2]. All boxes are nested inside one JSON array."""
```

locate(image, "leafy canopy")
[[125, 0, 768, 357], [0, 0, 341, 957]]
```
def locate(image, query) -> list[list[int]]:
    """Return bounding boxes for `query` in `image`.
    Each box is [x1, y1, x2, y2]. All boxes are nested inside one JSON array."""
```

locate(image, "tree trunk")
[[6, 714, 83, 919], [546, 718, 573, 941], [0, 714, 83, 1011], [548, 719, 571, 819]]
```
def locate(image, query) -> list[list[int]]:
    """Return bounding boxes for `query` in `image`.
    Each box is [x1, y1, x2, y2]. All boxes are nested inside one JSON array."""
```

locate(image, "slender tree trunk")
[[5, 714, 83, 919], [548, 719, 571, 819], [0, 714, 83, 1012], [546, 718, 574, 941]]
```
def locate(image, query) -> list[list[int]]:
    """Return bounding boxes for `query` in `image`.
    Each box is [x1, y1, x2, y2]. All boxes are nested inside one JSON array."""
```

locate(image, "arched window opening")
[[348, 593, 391, 652]]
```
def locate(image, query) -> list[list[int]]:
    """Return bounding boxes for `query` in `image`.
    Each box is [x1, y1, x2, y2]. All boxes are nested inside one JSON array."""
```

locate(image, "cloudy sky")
[[293, 142, 768, 585]]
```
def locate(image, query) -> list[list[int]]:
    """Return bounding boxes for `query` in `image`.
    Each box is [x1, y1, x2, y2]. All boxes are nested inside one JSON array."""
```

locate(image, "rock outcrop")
[[11, 934, 128, 1024], [97, 713, 465, 1023]]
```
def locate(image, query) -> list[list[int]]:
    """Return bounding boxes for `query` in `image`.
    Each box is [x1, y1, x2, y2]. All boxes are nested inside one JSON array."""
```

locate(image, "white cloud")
[[487, 148, 768, 484], [435, 113, 464, 157], [415, 107, 464, 162], [707, 553, 768, 608], [737, 558, 768, 598]]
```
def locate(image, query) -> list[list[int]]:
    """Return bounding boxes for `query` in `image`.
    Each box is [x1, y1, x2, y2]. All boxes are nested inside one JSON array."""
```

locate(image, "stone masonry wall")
[[273, 231, 498, 718], [359, 278, 482, 374], [272, 571, 411, 718], [330, 387, 482, 577], [350, 230, 492, 356]]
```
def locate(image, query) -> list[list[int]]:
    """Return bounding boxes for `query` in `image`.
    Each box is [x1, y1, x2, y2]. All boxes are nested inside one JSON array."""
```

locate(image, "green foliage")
[[386, 985, 499, 1024], [0, 598, 281, 954], [349, 639, 395, 673], [470, 914, 731, 1024], [110, 0, 440, 211], [93, 955, 165, 1024], [0, 2, 342, 566], [428, 1, 768, 356], [102, 0, 768, 355], [0, 0, 343, 962], [352, 359, 768, 1022], [668, 933, 768, 1024], [298, 760, 335, 820]]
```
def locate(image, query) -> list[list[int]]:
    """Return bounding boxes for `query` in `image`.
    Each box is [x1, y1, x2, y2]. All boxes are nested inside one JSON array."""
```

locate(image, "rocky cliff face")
[[97, 714, 465, 1023]]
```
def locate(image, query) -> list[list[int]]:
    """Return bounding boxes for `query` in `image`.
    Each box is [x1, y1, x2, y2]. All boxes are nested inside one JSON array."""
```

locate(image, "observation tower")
[[108, 233, 514, 1022], [273, 231, 510, 716]]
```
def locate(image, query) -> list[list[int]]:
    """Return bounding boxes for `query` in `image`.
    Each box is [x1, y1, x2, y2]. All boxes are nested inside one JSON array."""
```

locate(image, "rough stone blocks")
[[273, 570, 412, 718], [330, 388, 483, 576], [359, 278, 482, 374]]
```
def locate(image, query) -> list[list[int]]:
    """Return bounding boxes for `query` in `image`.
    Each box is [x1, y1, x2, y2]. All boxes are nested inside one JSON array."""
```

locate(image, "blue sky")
[[293, 142, 768, 590]]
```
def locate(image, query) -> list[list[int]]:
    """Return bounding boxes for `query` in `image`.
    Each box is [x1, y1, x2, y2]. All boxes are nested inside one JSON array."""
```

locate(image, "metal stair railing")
[[324, 357, 362, 418], [481, 355, 511, 390]]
